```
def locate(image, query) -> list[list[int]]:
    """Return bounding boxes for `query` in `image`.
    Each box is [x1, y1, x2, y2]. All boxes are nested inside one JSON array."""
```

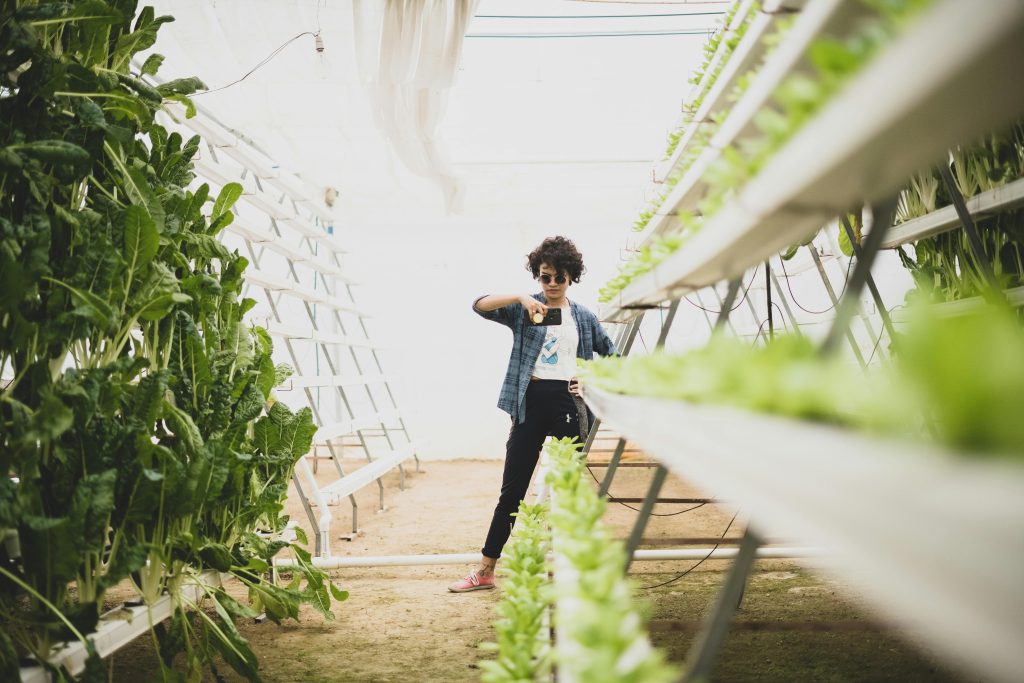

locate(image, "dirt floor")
[[109, 442, 976, 682]]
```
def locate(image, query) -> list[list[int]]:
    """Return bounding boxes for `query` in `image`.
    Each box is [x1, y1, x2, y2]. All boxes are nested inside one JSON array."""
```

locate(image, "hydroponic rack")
[[602, 0, 1024, 322], [580, 0, 1024, 681], [159, 101, 423, 558]]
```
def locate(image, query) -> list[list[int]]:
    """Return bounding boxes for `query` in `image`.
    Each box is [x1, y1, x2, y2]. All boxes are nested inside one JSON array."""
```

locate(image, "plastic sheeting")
[[353, 0, 479, 213]]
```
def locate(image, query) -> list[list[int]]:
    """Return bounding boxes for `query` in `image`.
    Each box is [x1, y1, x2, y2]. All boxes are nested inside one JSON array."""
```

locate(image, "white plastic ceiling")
[[145, 0, 719, 221], [142, 0, 723, 458]]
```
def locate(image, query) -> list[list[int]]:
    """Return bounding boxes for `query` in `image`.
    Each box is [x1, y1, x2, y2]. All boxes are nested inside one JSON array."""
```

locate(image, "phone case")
[[528, 308, 562, 326]]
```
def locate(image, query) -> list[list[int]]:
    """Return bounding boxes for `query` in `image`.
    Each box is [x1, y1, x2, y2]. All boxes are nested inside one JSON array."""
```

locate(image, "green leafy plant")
[[896, 122, 1024, 302], [546, 439, 677, 683], [0, 2, 343, 679], [478, 502, 551, 682], [580, 303, 1024, 459], [606, 0, 936, 303]]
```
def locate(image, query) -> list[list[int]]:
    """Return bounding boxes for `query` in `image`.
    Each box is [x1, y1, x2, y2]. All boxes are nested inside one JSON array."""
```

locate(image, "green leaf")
[[123, 204, 159, 272], [140, 53, 165, 77], [199, 543, 235, 572], [329, 582, 349, 602], [210, 183, 243, 234], [234, 381, 266, 424], [164, 402, 204, 453], [215, 588, 260, 620], [115, 72, 163, 104], [163, 93, 197, 119], [273, 364, 294, 387], [138, 292, 191, 321], [12, 140, 90, 166], [43, 277, 115, 329], [157, 77, 207, 97]]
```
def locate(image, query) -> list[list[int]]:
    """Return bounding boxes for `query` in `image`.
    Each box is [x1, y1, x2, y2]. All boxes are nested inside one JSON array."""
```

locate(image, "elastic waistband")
[[528, 377, 569, 384]]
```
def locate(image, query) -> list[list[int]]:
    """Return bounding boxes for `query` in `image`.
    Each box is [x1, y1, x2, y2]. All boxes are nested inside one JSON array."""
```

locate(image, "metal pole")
[[840, 215, 896, 345], [681, 527, 762, 683], [582, 313, 645, 459], [765, 261, 774, 340], [624, 465, 669, 570], [768, 267, 802, 336], [600, 300, 679, 497], [822, 197, 898, 356], [714, 277, 743, 333], [598, 438, 627, 497], [808, 247, 867, 368], [937, 163, 1000, 292]]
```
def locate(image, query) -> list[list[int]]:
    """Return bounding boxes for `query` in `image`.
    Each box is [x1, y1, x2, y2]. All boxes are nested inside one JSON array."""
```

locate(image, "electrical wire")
[[682, 265, 760, 314], [585, 466, 709, 516], [747, 302, 791, 345], [193, 31, 320, 97], [865, 304, 904, 365], [777, 254, 854, 315], [639, 508, 741, 590]]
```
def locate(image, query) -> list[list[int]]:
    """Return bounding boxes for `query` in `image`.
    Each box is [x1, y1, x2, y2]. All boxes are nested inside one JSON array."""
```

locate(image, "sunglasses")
[[539, 273, 567, 285]]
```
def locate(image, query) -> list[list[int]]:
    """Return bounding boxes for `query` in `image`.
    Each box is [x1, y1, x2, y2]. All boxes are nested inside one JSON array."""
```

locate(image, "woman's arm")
[[474, 294, 547, 318]]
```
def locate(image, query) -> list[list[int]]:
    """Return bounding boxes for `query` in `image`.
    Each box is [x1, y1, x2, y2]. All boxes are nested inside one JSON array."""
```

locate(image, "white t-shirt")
[[532, 306, 579, 381]]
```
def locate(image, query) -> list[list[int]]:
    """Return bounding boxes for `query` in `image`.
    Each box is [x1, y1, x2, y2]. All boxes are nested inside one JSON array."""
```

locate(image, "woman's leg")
[[479, 409, 548, 562]]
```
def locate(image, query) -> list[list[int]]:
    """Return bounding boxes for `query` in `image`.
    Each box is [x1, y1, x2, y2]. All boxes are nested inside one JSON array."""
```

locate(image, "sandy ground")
[[109, 443, 972, 682]]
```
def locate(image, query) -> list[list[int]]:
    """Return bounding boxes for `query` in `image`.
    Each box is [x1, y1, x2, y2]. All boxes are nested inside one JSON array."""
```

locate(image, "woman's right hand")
[[520, 295, 548, 321]]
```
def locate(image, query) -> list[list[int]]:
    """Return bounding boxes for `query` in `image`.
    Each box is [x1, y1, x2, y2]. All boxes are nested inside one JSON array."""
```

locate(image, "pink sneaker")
[[448, 570, 495, 593]]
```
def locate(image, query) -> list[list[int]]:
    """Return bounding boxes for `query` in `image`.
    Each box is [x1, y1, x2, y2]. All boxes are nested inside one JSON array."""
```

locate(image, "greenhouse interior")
[[2, 0, 1023, 681]]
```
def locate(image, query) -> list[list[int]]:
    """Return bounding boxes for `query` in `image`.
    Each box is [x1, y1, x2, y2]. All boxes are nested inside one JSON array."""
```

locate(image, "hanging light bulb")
[[313, 32, 331, 80]]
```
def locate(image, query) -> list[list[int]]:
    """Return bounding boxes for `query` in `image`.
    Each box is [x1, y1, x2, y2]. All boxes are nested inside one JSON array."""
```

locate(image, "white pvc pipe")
[[297, 458, 332, 557], [275, 547, 824, 569]]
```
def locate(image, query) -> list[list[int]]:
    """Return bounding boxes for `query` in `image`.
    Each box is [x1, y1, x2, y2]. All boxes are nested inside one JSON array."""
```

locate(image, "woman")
[[449, 236, 617, 593]]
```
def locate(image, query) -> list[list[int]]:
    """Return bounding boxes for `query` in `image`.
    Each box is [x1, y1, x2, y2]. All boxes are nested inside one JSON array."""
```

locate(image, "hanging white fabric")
[[352, 0, 478, 213]]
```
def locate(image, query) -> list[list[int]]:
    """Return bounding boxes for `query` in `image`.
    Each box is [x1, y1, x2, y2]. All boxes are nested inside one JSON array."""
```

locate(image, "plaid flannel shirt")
[[473, 293, 617, 423]]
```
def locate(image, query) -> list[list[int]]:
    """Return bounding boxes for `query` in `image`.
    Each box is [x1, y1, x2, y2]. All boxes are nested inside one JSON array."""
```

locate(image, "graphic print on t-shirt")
[[541, 328, 559, 365]]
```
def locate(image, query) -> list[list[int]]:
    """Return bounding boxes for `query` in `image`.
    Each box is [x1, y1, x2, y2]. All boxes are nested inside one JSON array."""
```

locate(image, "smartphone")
[[528, 308, 562, 326]]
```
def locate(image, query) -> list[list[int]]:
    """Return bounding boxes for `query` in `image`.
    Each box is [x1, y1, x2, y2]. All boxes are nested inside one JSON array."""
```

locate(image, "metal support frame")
[[588, 313, 644, 486], [598, 301, 678, 497], [680, 527, 762, 683], [822, 197, 899, 356], [620, 283, 747, 569], [807, 246, 868, 367], [624, 464, 670, 569], [840, 215, 897, 345], [183, 119, 420, 556], [714, 277, 743, 333], [937, 163, 1001, 291], [768, 267, 803, 335]]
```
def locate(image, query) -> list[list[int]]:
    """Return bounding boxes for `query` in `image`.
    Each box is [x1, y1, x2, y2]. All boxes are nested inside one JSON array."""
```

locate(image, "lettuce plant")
[[478, 503, 551, 682], [580, 304, 1024, 459], [606, 0, 937, 303], [546, 439, 677, 683]]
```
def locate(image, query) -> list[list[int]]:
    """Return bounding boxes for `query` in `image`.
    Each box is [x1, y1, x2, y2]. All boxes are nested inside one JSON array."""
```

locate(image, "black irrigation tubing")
[[865, 305, 905, 365], [639, 508, 741, 590], [682, 265, 761, 314], [777, 254, 855, 315], [749, 302, 789, 346], [585, 467, 709, 517]]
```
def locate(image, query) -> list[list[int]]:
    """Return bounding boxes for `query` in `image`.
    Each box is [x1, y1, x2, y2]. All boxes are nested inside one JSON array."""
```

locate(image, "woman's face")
[[538, 262, 570, 300]]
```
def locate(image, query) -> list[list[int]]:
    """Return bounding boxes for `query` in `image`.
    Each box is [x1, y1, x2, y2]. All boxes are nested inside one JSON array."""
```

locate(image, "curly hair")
[[526, 236, 586, 283]]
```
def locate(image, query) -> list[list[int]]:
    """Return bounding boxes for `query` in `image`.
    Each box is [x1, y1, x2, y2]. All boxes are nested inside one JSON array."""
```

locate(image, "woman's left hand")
[[568, 378, 581, 396]]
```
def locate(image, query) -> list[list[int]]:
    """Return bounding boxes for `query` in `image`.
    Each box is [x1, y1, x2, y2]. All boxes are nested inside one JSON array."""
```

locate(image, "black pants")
[[481, 379, 588, 559]]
